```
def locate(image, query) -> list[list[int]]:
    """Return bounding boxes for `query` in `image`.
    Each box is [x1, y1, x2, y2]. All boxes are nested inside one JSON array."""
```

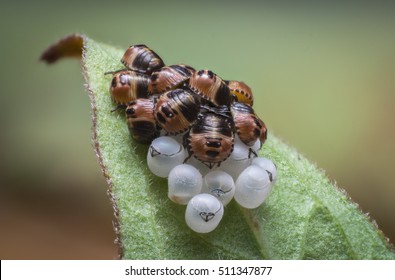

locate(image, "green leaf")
[[41, 34, 395, 259]]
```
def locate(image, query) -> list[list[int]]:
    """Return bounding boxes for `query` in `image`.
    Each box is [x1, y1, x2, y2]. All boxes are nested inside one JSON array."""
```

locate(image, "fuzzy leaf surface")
[[41, 34, 395, 259]]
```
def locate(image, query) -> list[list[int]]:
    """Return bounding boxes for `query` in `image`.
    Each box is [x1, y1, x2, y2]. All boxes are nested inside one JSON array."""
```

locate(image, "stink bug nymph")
[[230, 102, 267, 154], [154, 88, 200, 135], [149, 64, 195, 95], [184, 105, 234, 168], [226, 80, 254, 106], [188, 70, 232, 106], [126, 98, 160, 143], [109, 70, 150, 106], [121, 44, 165, 74]]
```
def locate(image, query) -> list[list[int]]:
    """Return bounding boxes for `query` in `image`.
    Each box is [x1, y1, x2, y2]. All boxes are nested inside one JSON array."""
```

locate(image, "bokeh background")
[[1, 0, 394, 259]]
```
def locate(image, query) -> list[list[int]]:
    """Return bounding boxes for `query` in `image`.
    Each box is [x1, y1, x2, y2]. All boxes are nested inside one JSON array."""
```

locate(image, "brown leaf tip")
[[40, 33, 85, 64]]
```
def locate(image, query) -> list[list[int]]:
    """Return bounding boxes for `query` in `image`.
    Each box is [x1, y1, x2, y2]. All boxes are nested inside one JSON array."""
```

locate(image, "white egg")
[[217, 141, 251, 180], [147, 136, 186, 178], [185, 155, 214, 176], [251, 157, 277, 183], [185, 193, 224, 233], [250, 139, 262, 157], [233, 133, 244, 144], [234, 165, 272, 209], [168, 164, 202, 205], [169, 132, 186, 145], [202, 170, 235, 206]]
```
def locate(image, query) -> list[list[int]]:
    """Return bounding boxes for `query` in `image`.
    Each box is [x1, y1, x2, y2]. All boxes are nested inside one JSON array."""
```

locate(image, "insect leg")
[[104, 68, 128, 75]]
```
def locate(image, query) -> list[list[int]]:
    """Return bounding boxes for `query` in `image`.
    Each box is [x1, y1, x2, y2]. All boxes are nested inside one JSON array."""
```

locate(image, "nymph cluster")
[[107, 44, 277, 233]]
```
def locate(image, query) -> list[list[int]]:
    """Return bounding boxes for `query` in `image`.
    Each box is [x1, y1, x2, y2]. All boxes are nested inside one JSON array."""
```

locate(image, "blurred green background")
[[1, 0, 394, 259]]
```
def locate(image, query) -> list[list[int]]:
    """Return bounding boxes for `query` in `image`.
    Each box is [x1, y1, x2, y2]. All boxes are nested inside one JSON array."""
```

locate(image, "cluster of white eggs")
[[147, 136, 277, 233]]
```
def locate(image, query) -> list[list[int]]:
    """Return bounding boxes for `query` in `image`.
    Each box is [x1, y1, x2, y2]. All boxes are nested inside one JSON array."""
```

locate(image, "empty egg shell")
[[217, 141, 251, 180], [251, 157, 277, 183], [202, 170, 235, 206], [234, 165, 272, 209], [250, 139, 262, 157], [168, 164, 202, 205], [185, 193, 224, 233], [147, 136, 186, 177]]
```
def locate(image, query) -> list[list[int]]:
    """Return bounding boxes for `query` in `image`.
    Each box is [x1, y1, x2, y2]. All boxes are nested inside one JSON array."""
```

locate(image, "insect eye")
[[111, 77, 117, 88], [151, 73, 158, 81], [126, 107, 135, 115]]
